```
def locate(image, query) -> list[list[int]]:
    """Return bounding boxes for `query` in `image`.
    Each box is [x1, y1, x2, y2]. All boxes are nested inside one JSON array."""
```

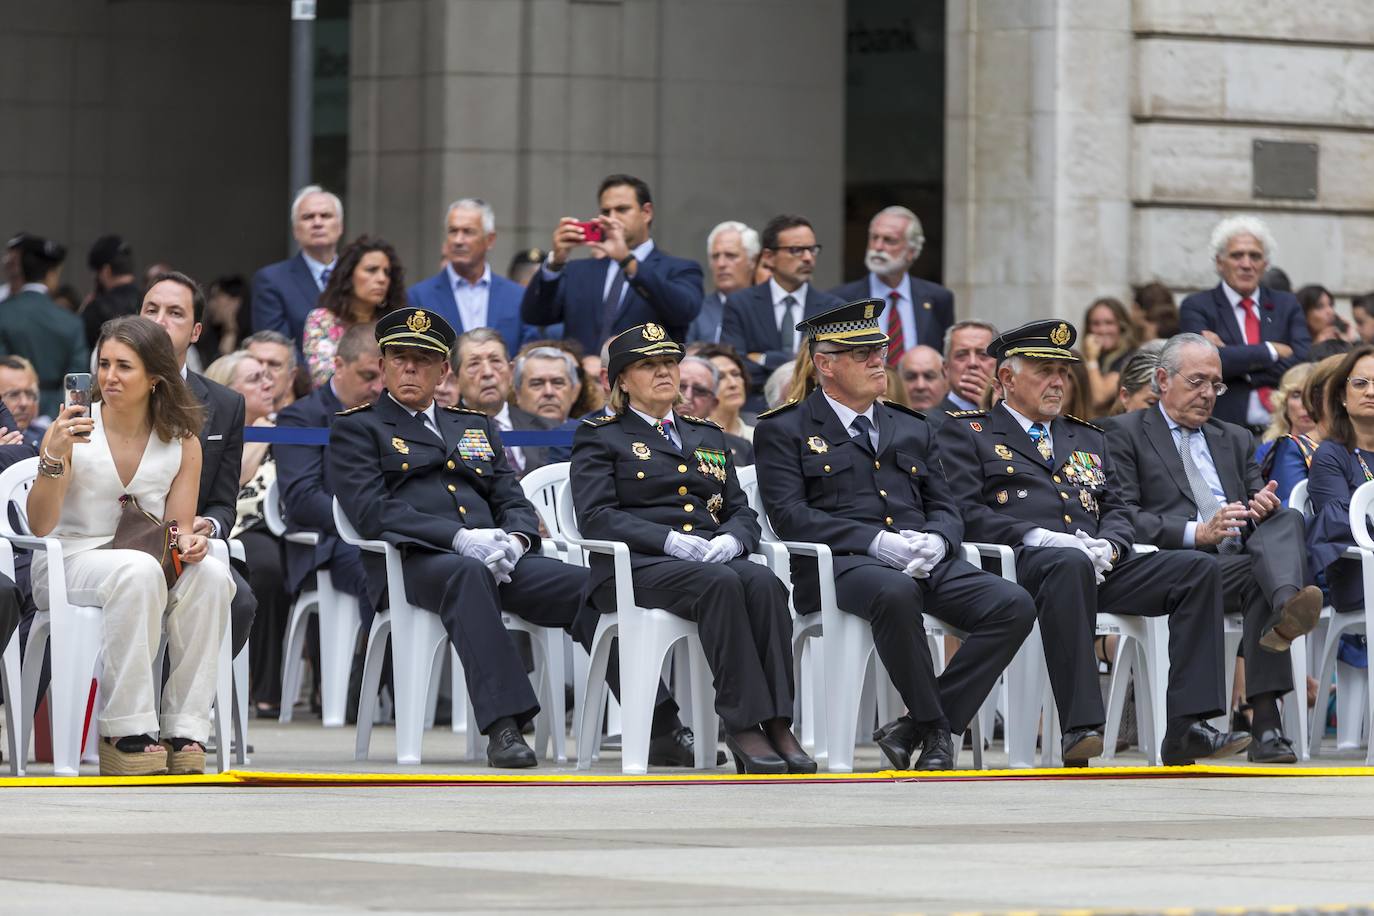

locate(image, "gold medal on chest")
[[631, 441, 652, 460], [707, 492, 724, 522], [807, 436, 829, 454], [391, 437, 410, 455], [994, 444, 1013, 460]]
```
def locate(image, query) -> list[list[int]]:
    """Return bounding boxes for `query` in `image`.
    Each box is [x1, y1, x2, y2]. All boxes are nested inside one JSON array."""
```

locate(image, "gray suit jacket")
[[687, 291, 725, 344]]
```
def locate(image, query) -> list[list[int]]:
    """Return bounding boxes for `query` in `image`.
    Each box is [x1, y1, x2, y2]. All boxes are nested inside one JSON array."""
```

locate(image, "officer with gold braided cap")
[[755, 298, 1036, 771], [329, 306, 593, 768], [571, 322, 813, 774], [936, 318, 1248, 766]]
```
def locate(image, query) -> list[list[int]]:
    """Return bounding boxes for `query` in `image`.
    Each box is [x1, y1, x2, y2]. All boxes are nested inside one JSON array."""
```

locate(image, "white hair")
[[873, 205, 925, 260], [513, 345, 577, 389], [706, 221, 761, 261], [1209, 215, 1277, 263], [1150, 332, 1219, 395], [290, 184, 343, 226], [445, 198, 496, 235]]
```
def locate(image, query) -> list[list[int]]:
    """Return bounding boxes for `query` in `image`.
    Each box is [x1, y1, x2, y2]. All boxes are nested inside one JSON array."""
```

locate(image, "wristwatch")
[[618, 253, 636, 271]]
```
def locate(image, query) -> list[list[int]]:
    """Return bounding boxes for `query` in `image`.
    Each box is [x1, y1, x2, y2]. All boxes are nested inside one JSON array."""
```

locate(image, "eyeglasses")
[[679, 383, 715, 399], [1348, 377, 1374, 391], [820, 345, 889, 363], [773, 245, 822, 258], [1180, 374, 1227, 397], [0, 388, 37, 402]]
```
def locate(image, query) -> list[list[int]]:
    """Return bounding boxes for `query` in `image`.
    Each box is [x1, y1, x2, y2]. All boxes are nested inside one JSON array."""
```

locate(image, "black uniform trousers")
[[835, 556, 1036, 734], [591, 558, 793, 733], [1015, 546, 1225, 730], [406, 551, 590, 734], [1216, 508, 1306, 699]]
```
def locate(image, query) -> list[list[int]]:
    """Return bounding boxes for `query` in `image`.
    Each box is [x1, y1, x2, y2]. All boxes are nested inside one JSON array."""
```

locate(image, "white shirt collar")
[[629, 404, 675, 429], [446, 262, 491, 290], [301, 251, 336, 285], [630, 238, 656, 263], [947, 392, 977, 412], [492, 401, 512, 430], [1000, 401, 1046, 435], [769, 277, 808, 307], [414, 402, 438, 428], [1220, 281, 1258, 308], [868, 273, 911, 303], [821, 390, 876, 432], [19, 282, 49, 295]]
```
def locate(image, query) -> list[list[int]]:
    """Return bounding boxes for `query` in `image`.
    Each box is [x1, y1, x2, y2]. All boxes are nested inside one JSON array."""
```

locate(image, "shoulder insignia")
[[581, 413, 619, 426], [946, 409, 986, 418], [442, 406, 487, 416], [678, 414, 721, 429], [335, 403, 372, 416], [881, 401, 927, 421], [1065, 414, 1104, 432], [757, 399, 799, 419]]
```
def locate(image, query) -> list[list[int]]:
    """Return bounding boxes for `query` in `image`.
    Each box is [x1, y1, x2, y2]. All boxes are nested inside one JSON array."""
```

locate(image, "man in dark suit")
[[720, 214, 842, 412], [520, 174, 704, 356], [0, 235, 87, 417], [329, 308, 597, 767], [1105, 332, 1321, 763], [828, 206, 954, 363], [688, 221, 759, 344], [0, 356, 45, 450], [453, 328, 555, 477], [275, 322, 384, 634], [924, 320, 998, 430], [407, 198, 534, 357], [1179, 216, 1310, 429], [250, 185, 342, 356], [513, 344, 580, 426], [141, 273, 257, 656], [938, 319, 1248, 766], [756, 300, 1036, 770]]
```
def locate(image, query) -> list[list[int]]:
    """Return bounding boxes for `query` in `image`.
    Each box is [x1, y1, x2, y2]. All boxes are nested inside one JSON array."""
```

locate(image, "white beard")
[[865, 249, 913, 276]]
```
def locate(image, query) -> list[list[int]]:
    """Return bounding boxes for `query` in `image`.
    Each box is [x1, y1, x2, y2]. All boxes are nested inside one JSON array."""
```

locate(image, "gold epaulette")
[[581, 412, 619, 426], [335, 403, 373, 416], [442, 406, 487, 416], [1065, 414, 1104, 432], [678, 414, 721, 429], [757, 399, 798, 419]]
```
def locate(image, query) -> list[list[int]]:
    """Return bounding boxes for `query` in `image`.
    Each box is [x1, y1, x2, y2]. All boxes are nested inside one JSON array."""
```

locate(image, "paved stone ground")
[[4, 720, 1374, 913]]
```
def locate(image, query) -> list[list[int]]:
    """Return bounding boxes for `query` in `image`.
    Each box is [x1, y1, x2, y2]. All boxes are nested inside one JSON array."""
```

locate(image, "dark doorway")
[[843, 2, 946, 285]]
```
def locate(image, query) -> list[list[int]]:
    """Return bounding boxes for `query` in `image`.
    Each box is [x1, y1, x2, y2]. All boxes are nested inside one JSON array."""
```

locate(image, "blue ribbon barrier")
[[245, 426, 577, 448]]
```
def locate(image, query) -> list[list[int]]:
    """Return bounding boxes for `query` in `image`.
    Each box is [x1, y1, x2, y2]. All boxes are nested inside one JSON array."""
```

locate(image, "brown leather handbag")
[[112, 494, 183, 588]]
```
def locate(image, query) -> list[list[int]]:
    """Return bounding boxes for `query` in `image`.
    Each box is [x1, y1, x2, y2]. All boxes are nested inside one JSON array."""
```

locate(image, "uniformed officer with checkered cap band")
[[329, 306, 595, 768], [572, 322, 814, 774], [754, 299, 1037, 771], [937, 318, 1248, 766]]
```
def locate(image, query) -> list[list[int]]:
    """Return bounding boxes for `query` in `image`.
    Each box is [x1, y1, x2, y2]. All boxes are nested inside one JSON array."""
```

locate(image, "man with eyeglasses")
[[1179, 215, 1309, 431], [939, 320, 1248, 767], [720, 214, 842, 412], [1105, 332, 1320, 764], [0, 355, 45, 448], [756, 299, 1036, 770]]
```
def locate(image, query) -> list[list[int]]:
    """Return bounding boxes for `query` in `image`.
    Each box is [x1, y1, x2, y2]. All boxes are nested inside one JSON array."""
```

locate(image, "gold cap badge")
[[642, 323, 666, 342], [1049, 322, 1071, 346], [407, 310, 432, 334]]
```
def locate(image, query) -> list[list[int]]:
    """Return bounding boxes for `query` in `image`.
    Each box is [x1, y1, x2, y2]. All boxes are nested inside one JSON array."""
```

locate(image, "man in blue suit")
[[1179, 216, 1310, 430], [829, 206, 954, 365], [720, 214, 842, 412], [274, 322, 384, 633], [688, 221, 759, 344], [407, 198, 534, 357], [520, 174, 704, 356], [250, 184, 343, 357]]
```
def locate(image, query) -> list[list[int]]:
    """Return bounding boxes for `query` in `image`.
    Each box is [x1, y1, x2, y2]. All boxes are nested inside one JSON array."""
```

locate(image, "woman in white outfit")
[[28, 315, 233, 776]]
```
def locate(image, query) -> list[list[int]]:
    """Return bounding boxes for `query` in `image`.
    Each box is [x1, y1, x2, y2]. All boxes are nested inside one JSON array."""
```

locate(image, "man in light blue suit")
[[521, 174, 704, 357], [251, 184, 343, 358], [687, 220, 759, 345], [407, 198, 535, 357]]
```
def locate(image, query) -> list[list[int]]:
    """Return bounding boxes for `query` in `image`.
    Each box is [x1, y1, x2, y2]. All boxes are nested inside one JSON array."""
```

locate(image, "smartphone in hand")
[[573, 220, 604, 243], [63, 372, 92, 439]]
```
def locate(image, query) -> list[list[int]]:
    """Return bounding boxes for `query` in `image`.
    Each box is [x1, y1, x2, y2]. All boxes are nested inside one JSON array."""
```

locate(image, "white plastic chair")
[[263, 477, 361, 727], [0, 537, 27, 775], [1308, 479, 1374, 763], [555, 481, 718, 775]]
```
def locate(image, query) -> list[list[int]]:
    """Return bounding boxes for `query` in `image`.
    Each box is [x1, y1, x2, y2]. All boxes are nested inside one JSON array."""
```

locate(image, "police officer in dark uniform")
[[754, 299, 1037, 770], [572, 322, 812, 774], [329, 307, 593, 768], [937, 319, 1249, 766]]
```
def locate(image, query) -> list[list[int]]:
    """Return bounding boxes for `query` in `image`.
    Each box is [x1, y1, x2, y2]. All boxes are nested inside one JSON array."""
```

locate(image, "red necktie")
[[1241, 297, 1275, 412], [886, 291, 905, 366]]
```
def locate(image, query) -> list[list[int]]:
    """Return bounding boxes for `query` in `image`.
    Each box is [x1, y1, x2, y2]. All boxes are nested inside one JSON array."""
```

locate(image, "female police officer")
[[572, 322, 812, 773]]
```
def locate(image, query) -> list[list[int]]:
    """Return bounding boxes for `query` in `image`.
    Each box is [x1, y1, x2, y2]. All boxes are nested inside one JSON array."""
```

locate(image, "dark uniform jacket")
[[754, 389, 962, 610], [570, 409, 760, 598], [329, 390, 542, 607], [936, 402, 1134, 560], [275, 380, 352, 594]]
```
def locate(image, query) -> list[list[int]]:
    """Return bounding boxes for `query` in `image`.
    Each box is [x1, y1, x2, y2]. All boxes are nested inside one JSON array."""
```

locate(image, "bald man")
[[899, 345, 948, 411]]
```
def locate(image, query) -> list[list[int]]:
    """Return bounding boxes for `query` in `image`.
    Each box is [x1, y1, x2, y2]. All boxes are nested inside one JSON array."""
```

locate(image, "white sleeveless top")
[[45, 402, 185, 558]]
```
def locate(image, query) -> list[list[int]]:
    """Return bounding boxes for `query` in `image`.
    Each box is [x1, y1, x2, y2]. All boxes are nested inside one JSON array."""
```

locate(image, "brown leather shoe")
[[1260, 585, 1322, 653]]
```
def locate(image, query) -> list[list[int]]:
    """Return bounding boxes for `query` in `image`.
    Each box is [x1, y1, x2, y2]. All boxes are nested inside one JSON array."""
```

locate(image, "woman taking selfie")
[[27, 316, 233, 776], [572, 324, 811, 774]]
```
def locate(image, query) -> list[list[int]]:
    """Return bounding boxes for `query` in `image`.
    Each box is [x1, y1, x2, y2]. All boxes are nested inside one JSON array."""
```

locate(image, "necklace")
[[1356, 449, 1373, 483]]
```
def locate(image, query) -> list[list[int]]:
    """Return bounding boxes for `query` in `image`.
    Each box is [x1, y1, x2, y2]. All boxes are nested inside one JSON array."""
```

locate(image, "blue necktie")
[[318, 265, 332, 290], [850, 415, 876, 454], [601, 267, 626, 337]]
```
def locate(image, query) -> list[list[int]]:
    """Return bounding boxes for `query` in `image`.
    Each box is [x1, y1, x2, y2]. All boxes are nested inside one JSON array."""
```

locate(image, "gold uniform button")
[[678, 485, 688, 495], [684, 504, 694, 513], [459, 506, 467, 515], [885, 516, 894, 526], [446, 460, 455, 470], [636, 471, 645, 479], [683, 523, 693, 532], [1063, 514, 1072, 523], [678, 464, 688, 473], [1060, 491, 1069, 499], [874, 461, 881, 470], [447, 484, 456, 493], [475, 467, 483, 475], [1052, 475, 1061, 483], [401, 462, 409, 471], [823, 465, 831, 472], [1006, 466, 1015, 474], [879, 489, 887, 497], [910, 466, 917, 474]]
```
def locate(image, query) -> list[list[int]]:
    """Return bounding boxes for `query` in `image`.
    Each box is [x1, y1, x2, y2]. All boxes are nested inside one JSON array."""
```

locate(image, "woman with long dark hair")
[[26, 316, 233, 776], [302, 235, 406, 387]]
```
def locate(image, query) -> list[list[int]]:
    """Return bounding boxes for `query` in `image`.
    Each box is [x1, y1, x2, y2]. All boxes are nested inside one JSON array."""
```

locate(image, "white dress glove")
[[701, 534, 743, 564], [665, 530, 711, 562], [1023, 527, 1100, 581], [870, 530, 917, 570], [900, 532, 946, 579], [454, 528, 516, 584], [1075, 530, 1115, 584]]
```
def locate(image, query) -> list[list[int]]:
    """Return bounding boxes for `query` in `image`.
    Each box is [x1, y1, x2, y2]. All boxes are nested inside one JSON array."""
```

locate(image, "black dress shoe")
[[486, 724, 538, 768], [765, 730, 817, 774], [914, 728, 955, 771], [1061, 727, 1104, 764], [1260, 585, 1323, 652], [1161, 719, 1251, 766], [647, 726, 728, 767], [876, 716, 918, 770], [1247, 726, 1297, 764], [723, 733, 787, 774]]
